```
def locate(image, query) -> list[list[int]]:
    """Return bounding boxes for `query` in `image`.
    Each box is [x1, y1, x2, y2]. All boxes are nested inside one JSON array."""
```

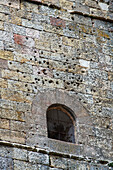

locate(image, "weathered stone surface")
[[0, 0, 112, 169]]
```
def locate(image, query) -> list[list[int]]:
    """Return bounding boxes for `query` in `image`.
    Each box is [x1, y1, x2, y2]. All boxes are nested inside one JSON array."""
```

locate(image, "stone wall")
[[0, 0, 113, 169]]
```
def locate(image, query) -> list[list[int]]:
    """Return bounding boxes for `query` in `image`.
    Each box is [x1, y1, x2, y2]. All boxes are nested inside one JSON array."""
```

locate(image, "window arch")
[[46, 104, 75, 143]]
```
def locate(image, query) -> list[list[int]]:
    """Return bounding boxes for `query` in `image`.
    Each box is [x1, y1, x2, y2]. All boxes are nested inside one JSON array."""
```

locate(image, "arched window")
[[46, 104, 75, 143]]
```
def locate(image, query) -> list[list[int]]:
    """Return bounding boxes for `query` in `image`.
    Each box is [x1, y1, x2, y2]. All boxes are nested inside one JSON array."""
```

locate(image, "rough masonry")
[[0, 0, 113, 169]]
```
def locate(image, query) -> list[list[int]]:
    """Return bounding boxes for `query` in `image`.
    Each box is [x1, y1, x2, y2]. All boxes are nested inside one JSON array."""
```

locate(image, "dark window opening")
[[46, 104, 75, 143]]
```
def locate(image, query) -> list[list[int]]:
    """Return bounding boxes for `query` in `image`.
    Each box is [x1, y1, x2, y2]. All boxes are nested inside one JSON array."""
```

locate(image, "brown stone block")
[[10, 120, 26, 132], [0, 129, 26, 144], [0, 78, 7, 88], [1, 88, 33, 103], [0, 118, 9, 129], [0, 108, 25, 122], [0, 50, 14, 60], [9, 16, 22, 25], [50, 17, 66, 28]]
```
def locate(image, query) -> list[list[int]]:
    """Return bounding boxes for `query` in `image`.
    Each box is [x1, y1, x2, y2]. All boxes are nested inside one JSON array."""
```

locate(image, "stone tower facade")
[[0, 0, 113, 169]]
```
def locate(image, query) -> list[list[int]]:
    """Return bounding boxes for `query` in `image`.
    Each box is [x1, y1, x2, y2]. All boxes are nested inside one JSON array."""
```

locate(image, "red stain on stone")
[[50, 17, 66, 28], [14, 34, 25, 45]]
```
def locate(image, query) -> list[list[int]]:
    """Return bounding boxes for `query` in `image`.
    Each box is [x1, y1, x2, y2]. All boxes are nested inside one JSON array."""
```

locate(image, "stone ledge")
[[0, 140, 111, 165]]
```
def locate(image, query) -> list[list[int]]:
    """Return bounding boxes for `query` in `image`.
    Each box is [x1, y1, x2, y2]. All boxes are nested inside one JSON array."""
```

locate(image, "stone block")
[[0, 0, 20, 9], [28, 151, 49, 165], [0, 108, 25, 122], [0, 129, 26, 144], [0, 156, 13, 170], [0, 59, 8, 69], [10, 120, 26, 132], [14, 160, 38, 170], [14, 34, 35, 48], [0, 50, 14, 60], [0, 78, 7, 88], [0, 118, 9, 129], [0, 146, 13, 158], [1, 88, 34, 103], [50, 155, 68, 169], [13, 148, 27, 161]]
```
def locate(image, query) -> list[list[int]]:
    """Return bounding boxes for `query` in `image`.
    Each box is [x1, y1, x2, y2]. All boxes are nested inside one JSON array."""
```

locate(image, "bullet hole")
[[26, 37, 28, 40], [66, 59, 68, 62], [35, 58, 37, 61], [42, 80, 44, 84], [64, 55, 66, 57], [9, 3, 11, 5], [25, 84, 28, 87], [39, 61, 41, 64], [55, 50, 57, 52], [81, 70, 85, 73], [56, 73, 59, 76], [9, 62, 12, 64], [56, 81, 59, 84], [38, 72, 40, 74], [35, 86, 37, 89], [71, 16, 74, 20], [38, 79, 40, 81], [106, 125, 109, 129], [43, 60, 46, 63], [35, 78, 38, 80], [49, 80, 53, 83], [17, 70, 19, 72], [47, 62, 49, 65], [34, 50, 37, 53], [23, 75, 26, 78], [66, 69, 68, 72], [63, 80, 65, 82], [72, 58, 74, 60], [30, 58, 32, 60], [41, 51, 43, 54], [26, 94, 29, 96], [28, 89, 30, 91], [44, 143, 46, 146], [91, 11, 94, 14], [71, 81, 74, 84], [68, 66, 71, 69], [67, 82, 70, 85]]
